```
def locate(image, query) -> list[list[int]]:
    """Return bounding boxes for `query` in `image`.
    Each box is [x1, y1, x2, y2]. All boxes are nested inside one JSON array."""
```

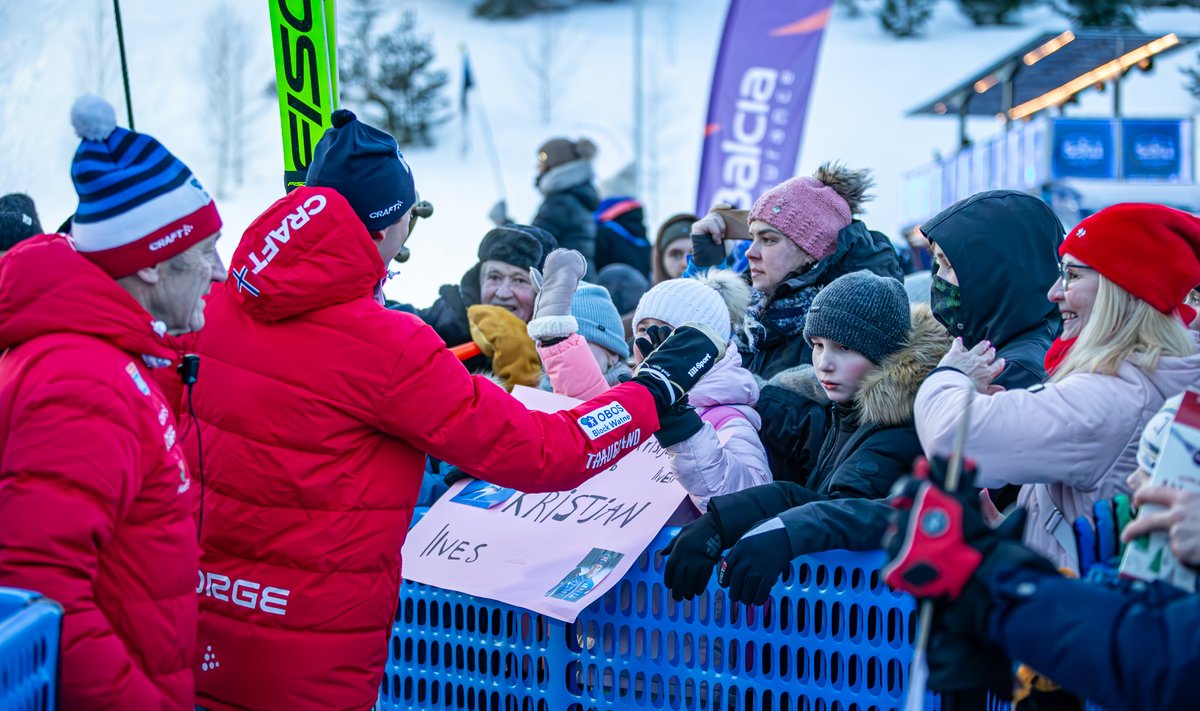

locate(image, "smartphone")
[[713, 207, 751, 241]]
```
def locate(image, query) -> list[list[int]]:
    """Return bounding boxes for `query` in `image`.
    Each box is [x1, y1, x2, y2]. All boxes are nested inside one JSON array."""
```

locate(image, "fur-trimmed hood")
[[537, 159, 596, 196], [855, 303, 950, 426], [760, 303, 950, 427]]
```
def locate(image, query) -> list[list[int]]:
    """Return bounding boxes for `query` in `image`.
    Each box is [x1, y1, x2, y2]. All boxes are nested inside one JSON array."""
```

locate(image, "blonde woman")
[[914, 203, 1200, 572]]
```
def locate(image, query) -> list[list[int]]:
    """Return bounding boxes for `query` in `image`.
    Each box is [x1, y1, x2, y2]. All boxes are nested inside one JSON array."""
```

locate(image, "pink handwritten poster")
[[400, 386, 689, 622]]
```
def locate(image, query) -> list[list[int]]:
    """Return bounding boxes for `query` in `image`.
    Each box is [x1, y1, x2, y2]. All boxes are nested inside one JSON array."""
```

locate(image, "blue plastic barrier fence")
[[0, 588, 61, 711], [382, 524, 942, 710]]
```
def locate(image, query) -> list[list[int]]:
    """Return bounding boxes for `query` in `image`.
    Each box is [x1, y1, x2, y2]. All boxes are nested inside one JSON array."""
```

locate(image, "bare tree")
[[76, 0, 116, 96], [521, 14, 588, 126], [200, 3, 253, 197]]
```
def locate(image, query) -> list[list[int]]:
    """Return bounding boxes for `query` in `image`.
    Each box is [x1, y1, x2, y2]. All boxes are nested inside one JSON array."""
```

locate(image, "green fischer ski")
[[268, 0, 339, 192]]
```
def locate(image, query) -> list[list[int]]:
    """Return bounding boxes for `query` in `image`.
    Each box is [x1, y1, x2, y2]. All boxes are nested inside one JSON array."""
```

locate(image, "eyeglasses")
[[1059, 262, 1096, 292]]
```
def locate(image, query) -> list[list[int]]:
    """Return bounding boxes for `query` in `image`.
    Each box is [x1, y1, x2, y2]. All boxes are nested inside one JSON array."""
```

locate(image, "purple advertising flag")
[[695, 0, 834, 215]]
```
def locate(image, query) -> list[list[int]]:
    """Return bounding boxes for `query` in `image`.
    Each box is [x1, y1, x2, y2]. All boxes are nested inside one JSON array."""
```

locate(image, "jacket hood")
[[920, 190, 1063, 347], [225, 187, 384, 322], [759, 304, 950, 427], [1139, 332, 1200, 397], [775, 220, 902, 300], [537, 159, 599, 204], [0, 233, 176, 360], [856, 303, 951, 426]]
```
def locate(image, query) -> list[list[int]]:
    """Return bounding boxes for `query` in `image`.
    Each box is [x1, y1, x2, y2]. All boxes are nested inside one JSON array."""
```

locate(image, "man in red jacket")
[[181, 109, 722, 711], [0, 95, 225, 709]]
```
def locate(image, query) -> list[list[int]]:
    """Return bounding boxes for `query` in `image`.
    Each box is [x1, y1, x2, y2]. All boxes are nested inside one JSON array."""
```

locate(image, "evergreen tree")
[[372, 11, 450, 147], [879, 0, 936, 37], [838, 0, 864, 18], [955, 0, 1028, 25], [1053, 0, 1138, 28]]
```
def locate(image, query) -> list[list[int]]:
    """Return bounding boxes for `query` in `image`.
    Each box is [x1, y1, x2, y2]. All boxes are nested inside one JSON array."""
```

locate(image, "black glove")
[[635, 325, 706, 446], [882, 457, 1056, 698], [690, 233, 726, 269], [632, 322, 725, 415], [717, 518, 792, 605], [634, 324, 673, 362], [653, 405, 704, 448], [663, 509, 727, 601]]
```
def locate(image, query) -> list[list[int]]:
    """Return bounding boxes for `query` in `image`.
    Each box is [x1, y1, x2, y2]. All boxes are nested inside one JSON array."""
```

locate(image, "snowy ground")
[[2, 0, 1197, 304]]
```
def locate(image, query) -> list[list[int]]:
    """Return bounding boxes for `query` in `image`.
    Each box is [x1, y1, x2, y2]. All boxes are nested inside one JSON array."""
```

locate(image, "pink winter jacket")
[[539, 335, 771, 509], [915, 337, 1200, 571]]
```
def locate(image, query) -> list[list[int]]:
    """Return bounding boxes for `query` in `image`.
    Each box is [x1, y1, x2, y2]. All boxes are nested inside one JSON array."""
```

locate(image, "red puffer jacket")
[[180, 188, 658, 711], [0, 234, 198, 710]]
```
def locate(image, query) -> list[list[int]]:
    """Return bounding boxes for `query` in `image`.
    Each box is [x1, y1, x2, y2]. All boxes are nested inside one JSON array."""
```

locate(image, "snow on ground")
[[2, 1, 1197, 304]]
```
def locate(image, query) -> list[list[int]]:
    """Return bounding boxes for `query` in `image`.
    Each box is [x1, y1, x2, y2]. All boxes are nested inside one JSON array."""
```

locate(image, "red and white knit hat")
[[68, 95, 222, 277]]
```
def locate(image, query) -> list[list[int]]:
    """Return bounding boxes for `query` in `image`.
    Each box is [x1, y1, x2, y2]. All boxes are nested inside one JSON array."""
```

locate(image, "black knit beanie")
[[803, 270, 910, 364], [305, 109, 416, 232], [478, 224, 558, 270]]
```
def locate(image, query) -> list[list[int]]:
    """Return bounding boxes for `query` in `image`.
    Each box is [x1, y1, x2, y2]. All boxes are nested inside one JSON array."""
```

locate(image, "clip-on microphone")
[[177, 354, 204, 540]]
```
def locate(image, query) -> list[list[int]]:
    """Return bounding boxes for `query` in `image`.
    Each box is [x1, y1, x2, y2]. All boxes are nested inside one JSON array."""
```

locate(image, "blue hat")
[[305, 109, 416, 232], [572, 284, 629, 359]]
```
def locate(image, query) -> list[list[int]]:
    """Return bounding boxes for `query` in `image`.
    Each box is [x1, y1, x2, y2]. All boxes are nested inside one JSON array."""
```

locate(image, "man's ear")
[[134, 265, 161, 285], [370, 230, 385, 243]]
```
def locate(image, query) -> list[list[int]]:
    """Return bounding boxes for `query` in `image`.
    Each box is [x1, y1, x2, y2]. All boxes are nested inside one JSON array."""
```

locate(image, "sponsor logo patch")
[[125, 362, 151, 396], [577, 401, 632, 441]]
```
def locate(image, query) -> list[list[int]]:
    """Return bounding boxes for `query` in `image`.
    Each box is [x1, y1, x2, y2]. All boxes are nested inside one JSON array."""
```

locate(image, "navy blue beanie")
[[306, 109, 417, 232]]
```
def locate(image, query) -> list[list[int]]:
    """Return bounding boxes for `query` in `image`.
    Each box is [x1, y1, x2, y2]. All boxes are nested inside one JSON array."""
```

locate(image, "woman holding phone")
[[690, 163, 905, 480]]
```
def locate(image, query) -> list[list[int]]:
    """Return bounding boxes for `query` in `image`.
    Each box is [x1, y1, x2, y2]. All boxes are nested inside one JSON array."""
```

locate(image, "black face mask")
[[930, 275, 965, 336]]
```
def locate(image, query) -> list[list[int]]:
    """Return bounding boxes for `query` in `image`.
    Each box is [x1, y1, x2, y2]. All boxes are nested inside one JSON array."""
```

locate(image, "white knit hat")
[[632, 274, 736, 342]]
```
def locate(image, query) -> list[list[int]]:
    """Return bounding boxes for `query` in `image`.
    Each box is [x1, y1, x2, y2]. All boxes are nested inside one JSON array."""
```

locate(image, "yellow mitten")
[[467, 305, 542, 391]]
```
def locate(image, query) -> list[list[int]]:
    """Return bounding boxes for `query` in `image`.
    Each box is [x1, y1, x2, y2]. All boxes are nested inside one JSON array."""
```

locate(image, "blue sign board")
[[1052, 119, 1116, 179], [1124, 120, 1184, 180]]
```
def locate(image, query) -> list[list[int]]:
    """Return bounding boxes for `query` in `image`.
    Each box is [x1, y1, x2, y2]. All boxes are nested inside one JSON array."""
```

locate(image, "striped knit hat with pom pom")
[[68, 94, 222, 277]]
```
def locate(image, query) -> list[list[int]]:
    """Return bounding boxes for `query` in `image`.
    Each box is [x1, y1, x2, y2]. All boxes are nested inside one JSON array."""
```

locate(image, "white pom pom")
[[70, 94, 118, 141]]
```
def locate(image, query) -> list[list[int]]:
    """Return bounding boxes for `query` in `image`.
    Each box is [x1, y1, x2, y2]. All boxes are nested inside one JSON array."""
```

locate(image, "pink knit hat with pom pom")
[[748, 176, 851, 261]]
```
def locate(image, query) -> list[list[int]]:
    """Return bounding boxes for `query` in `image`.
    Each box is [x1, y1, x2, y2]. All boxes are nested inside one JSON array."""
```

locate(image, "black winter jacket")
[[533, 160, 600, 278], [715, 306, 950, 540]]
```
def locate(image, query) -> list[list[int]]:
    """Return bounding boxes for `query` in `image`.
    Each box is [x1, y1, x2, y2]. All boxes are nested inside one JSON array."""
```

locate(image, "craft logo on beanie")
[[305, 109, 417, 233], [1060, 203, 1200, 314], [68, 95, 222, 278]]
